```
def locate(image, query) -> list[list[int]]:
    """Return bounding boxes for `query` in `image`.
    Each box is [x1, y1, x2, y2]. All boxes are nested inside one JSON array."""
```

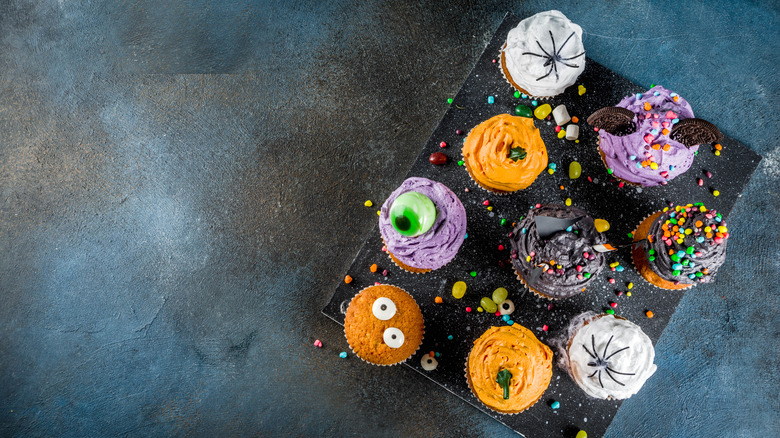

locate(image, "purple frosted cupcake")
[[589, 86, 721, 187], [379, 177, 467, 273]]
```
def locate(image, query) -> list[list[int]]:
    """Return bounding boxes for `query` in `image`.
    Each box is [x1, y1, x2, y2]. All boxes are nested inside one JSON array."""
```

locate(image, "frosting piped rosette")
[[565, 314, 657, 400], [509, 204, 606, 299], [597, 86, 698, 186], [379, 177, 467, 271], [632, 203, 729, 289]]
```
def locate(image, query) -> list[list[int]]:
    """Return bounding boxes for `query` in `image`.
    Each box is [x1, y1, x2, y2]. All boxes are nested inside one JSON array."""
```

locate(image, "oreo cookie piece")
[[670, 118, 722, 147], [587, 107, 636, 136]]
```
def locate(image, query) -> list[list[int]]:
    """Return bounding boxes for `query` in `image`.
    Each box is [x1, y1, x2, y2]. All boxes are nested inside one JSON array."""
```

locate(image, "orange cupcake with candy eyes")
[[344, 285, 425, 366], [462, 114, 548, 194]]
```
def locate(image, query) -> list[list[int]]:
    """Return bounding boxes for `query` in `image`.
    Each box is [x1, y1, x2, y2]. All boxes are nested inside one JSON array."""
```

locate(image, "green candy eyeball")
[[389, 192, 437, 237]]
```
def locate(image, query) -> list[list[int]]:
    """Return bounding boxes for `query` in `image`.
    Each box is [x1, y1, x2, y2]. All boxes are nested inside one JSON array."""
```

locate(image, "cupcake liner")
[[498, 45, 554, 100], [462, 158, 512, 196], [381, 238, 434, 274], [344, 284, 426, 366], [631, 211, 694, 290], [514, 268, 559, 301]]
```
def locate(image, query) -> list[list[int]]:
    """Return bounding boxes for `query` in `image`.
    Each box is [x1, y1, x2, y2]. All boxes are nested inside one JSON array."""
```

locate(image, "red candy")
[[429, 152, 447, 165]]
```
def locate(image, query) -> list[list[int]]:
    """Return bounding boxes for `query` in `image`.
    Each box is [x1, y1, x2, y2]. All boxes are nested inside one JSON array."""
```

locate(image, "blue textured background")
[[1, 1, 777, 437]]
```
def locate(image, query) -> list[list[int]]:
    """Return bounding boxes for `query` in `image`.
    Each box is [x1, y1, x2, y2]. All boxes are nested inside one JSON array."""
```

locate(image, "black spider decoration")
[[522, 31, 585, 81], [581, 334, 635, 388]]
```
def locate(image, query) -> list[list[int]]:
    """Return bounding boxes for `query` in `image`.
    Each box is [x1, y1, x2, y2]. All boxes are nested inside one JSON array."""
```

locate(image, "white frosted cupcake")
[[500, 10, 585, 97], [561, 313, 656, 400]]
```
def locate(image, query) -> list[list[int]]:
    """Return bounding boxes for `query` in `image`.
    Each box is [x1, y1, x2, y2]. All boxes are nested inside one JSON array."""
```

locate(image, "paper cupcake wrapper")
[[462, 158, 512, 195], [630, 211, 694, 290], [498, 45, 554, 100], [514, 267, 593, 301], [343, 284, 425, 366], [381, 238, 435, 274]]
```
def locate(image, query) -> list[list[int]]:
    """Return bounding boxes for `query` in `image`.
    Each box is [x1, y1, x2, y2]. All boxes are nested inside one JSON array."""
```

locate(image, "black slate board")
[[323, 12, 761, 438]]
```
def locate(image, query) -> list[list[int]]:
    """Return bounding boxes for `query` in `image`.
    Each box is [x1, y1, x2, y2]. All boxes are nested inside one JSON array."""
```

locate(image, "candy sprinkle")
[[434, 296, 443, 304], [364, 200, 373, 207], [370, 264, 378, 273], [469, 271, 477, 277], [313, 339, 323, 348], [339, 352, 348, 358], [646, 310, 654, 318], [551, 401, 560, 409], [439, 141, 447, 148], [605, 308, 615, 315], [344, 275, 353, 284], [465, 307, 472, 313], [542, 325, 549, 331]]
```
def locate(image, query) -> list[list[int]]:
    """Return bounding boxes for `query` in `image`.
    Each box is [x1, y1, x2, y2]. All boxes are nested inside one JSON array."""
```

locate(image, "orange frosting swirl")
[[463, 114, 548, 192], [467, 325, 553, 413]]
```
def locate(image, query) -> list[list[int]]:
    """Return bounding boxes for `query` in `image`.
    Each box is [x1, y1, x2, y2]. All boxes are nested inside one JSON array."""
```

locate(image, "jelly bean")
[[492, 287, 508, 305], [565, 198, 572, 207], [557, 129, 567, 139], [514, 104, 533, 118], [534, 103, 552, 119], [429, 152, 447, 165], [480, 297, 498, 313], [452, 281, 467, 299], [578, 85, 586, 95], [594, 219, 610, 232], [569, 161, 582, 179], [513, 90, 520, 98], [576, 431, 588, 438]]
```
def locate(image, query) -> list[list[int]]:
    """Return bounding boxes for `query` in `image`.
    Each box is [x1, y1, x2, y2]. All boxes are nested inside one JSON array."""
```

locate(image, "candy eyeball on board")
[[499, 299, 515, 316], [421, 353, 438, 371]]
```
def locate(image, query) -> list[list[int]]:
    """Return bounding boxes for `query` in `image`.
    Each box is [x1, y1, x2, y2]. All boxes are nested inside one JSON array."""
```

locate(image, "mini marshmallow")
[[553, 105, 571, 126], [566, 124, 580, 141]]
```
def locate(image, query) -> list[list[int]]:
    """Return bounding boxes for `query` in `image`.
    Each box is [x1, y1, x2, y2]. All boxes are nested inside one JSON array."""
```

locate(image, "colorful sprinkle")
[[646, 310, 654, 319], [339, 352, 348, 358], [344, 275, 353, 284], [370, 264, 378, 273], [313, 339, 323, 348], [487, 96, 495, 104], [364, 200, 373, 207], [434, 296, 443, 304], [551, 401, 560, 409]]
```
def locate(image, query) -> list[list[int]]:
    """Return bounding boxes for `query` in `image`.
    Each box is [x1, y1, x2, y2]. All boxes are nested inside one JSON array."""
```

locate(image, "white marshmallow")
[[565, 124, 580, 140]]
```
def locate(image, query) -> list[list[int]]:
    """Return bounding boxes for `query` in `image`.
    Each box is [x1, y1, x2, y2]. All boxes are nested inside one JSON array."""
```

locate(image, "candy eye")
[[372, 297, 397, 320], [421, 353, 438, 371], [383, 327, 405, 348], [499, 299, 515, 316], [389, 191, 437, 237]]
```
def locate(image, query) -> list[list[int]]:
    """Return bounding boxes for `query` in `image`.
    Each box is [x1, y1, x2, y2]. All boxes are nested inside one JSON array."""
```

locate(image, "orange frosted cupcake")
[[466, 325, 553, 414], [462, 114, 548, 193], [344, 285, 425, 366]]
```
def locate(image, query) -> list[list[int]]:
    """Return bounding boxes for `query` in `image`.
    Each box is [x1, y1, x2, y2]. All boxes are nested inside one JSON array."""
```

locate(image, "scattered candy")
[[490, 288, 508, 305], [457, 160, 464, 166], [608, 278, 615, 284], [565, 198, 572, 206], [569, 161, 582, 179], [605, 308, 615, 315], [465, 307, 472, 313], [344, 275, 353, 284], [448, 335, 453, 340], [551, 401, 560, 409], [370, 264, 378, 273], [557, 129, 567, 139], [313, 339, 323, 348], [452, 281, 467, 299], [646, 310, 654, 318], [578, 85, 586, 95], [469, 271, 477, 277], [627, 282, 633, 290], [339, 352, 348, 358], [571, 116, 579, 124], [439, 141, 447, 148], [421, 353, 438, 371], [542, 324, 549, 331], [364, 200, 373, 207], [576, 431, 588, 438], [429, 152, 447, 165], [610, 302, 617, 308], [534, 103, 552, 119], [552, 104, 571, 126], [515, 105, 534, 118], [565, 124, 580, 140], [594, 219, 610, 232], [698, 178, 703, 186], [434, 296, 443, 304], [713, 190, 720, 197], [480, 297, 498, 313], [514, 90, 521, 98], [382, 269, 388, 276], [447, 98, 453, 104]]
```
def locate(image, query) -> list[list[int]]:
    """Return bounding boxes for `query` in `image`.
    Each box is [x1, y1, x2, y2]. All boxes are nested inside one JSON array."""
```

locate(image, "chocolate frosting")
[[379, 177, 467, 270], [509, 204, 606, 299], [637, 204, 729, 284]]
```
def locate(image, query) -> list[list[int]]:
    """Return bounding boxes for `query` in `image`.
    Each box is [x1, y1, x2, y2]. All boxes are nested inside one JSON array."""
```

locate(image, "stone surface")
[[1, 1, 778, 437]]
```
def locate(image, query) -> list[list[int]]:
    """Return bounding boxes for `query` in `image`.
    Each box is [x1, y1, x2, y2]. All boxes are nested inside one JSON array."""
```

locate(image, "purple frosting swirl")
[[509, 204, 606, 299], [379, 177, 467, 270], [598, 86, 696, 187]]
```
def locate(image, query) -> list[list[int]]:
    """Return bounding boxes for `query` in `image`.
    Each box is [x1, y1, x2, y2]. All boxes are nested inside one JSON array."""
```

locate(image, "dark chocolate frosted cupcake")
[[509, 204, 606, 299], [632, 203, 729, 289]]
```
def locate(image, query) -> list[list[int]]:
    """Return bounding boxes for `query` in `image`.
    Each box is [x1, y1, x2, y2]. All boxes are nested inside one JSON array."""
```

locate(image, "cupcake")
[[500, 10, 586, 98], [344, 284, 424, 366], [466, 325, 553, 414], [508, 204, 606, 299], [588, 85, 721, 187], [462, 114, 548, 194], [632, 203, 729, 290], [379, 177, 467, 273], [561, 313, 656, 400]]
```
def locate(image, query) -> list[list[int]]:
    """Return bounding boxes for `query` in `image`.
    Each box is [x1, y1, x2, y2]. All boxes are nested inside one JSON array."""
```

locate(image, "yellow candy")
[[578, 85, 586, 96], [364, 200, 373, 207], [548, 168, 555, 174], [487, 206, 493, 211], [594, 219, 610, 232], [718, 226, 728, 233], [452, 281, 467, 299], [650, 162, 659, 170], [377, 210, 381, 215], [715, 150, 721, 156], [565, 198, 572, 206], [557, 129, 566, 139], [685, 228, 693, 235], [626, 291, 632, 297], [628, 282, 634, 290], [534, 103, 552, 119], [713, 190, 720, 197]]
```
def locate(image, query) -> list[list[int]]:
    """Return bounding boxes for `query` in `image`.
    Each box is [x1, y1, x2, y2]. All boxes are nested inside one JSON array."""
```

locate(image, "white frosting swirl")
[[503, 10, 585, 97], [568, 315, 656, 399]]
